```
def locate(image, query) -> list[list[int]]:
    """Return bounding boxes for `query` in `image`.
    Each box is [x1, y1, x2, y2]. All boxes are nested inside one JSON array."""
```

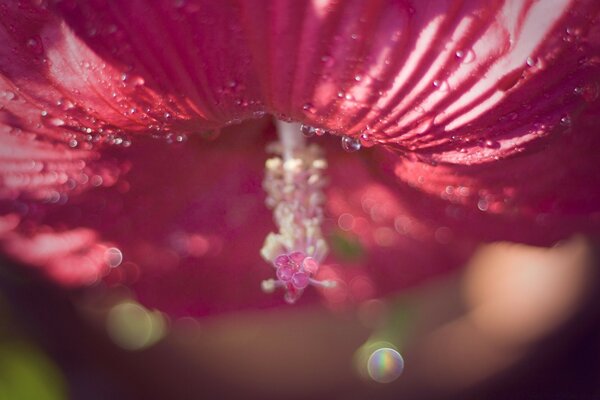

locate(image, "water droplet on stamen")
[[341, 135, 361, 152]]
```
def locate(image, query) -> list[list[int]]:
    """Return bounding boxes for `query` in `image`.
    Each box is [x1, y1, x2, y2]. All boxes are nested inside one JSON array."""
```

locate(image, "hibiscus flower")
[[1, 0, 599, 316]]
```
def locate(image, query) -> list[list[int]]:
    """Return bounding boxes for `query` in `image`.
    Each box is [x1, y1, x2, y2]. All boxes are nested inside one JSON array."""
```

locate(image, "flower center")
[[260, 121, 336, 304]]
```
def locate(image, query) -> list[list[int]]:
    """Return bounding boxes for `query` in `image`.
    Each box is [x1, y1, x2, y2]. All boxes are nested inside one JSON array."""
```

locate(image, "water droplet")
[[0, 90, 15, 101], [359, 130, 376, 148], [433, 80, 449, 91], [49, 118, 65, 126], [175, 133, 187, 143], [341, 135, 361, 152], [455, 49, 475, 63], [131, 76, 145, 86], [301, 124, 316, 137], [104, 247, 123, 268], [302, 102, 315, 113], [68, 139, 78, 148], [526, 56, 537, 67], [477, 198, 489, 211], [560, 114, 571, 126], [367, 348, 404, 383], [26, 36, 43, 55], [483, 139, 500, 149], [354, 74, 362, 82]]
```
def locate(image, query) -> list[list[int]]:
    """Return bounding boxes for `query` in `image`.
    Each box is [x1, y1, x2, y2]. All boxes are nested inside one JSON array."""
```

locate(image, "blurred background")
[[0, 235, 599, 400]]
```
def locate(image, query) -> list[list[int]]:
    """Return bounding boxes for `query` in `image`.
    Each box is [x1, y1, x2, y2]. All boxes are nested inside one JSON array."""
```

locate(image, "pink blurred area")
[[1, 235, 599, 400]]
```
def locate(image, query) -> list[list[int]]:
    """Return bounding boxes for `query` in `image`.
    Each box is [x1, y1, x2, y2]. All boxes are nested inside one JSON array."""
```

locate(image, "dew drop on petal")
[[49, 118, 65, 126], [455, 49, 475, 63], [300, 124, 316, 137], [433, 80, 449, 91], [367, 348, 404, 383], [341, 135, 361, 152], [26, 36, 44, 55], [314, 127, 327, 136], [0, 90, 15, 101], [302, 102, 315, 113], [359, 131, 376, 148]]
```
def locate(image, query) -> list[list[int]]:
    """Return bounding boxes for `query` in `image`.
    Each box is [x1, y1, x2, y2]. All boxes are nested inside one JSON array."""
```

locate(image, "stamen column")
[[260, 121, 335, 304]]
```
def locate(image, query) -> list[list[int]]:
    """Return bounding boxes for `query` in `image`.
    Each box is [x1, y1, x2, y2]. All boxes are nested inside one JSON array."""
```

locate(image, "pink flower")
[[0, 0, 599, 316]]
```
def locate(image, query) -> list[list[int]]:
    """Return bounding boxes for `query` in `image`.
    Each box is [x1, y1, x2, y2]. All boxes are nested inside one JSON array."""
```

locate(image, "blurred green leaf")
[[0, 341, 67, 400]]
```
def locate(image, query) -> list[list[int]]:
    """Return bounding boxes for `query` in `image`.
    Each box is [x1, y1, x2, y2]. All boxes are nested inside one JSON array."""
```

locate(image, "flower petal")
[[1, 0, 599, 315]]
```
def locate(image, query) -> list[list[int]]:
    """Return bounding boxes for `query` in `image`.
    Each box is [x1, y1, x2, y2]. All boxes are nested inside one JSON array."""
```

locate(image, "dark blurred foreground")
[[0, 236, 599, 400]]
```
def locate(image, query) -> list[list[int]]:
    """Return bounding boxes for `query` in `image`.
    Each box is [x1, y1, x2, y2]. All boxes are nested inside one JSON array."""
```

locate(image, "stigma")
[[260, 121, 336, 304]]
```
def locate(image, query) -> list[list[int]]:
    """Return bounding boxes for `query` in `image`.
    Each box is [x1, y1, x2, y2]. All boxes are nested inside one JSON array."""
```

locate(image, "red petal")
[[0, 1, 599, 315]]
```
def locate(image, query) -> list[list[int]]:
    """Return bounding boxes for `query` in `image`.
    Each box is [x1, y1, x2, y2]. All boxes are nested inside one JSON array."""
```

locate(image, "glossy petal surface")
[[0, 1, 599, 315]]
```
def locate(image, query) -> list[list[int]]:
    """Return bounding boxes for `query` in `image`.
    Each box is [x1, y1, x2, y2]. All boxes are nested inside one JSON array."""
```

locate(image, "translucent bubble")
[[104, 247, 123, 268], [341, 135, 361, 152], [367, 348, 404, 383]]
